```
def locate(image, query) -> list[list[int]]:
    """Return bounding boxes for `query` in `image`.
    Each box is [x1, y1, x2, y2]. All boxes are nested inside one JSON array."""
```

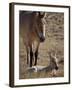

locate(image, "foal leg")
[[34, 49, 38, 66], [27, 50, 29, 64], [26, 47, 30, 65], [30, 47, 33, 67]]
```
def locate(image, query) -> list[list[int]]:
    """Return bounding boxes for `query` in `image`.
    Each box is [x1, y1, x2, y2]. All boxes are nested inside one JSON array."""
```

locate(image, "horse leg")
[[30, 46, 33, 67], [34, 49, 38, 66]]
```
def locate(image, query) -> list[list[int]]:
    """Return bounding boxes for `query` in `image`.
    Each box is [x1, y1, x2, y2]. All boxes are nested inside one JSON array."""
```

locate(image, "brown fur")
[[19, 11, 45, 67]]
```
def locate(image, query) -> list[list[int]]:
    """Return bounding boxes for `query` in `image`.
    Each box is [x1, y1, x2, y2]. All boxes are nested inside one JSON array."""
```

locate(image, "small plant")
[[48, 50, 59, 76]]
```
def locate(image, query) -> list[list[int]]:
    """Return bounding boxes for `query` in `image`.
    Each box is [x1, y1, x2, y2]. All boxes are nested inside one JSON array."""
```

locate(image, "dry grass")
[[19, 12, 64, 79]]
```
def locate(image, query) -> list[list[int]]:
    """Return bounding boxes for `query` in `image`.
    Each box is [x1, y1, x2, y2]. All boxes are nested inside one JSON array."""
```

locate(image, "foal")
[[20, 11, 45, 67]]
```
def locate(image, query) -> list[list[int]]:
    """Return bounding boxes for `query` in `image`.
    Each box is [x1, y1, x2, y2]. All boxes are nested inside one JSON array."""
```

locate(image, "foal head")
[[34, 12, 46, 42]]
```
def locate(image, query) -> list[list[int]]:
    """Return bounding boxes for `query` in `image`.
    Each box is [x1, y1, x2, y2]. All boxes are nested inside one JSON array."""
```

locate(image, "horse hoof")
[[55, 66, 58, 70]]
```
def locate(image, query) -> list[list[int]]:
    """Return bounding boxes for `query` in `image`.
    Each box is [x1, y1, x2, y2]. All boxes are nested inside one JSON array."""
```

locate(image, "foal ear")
[[33, 12, 45, 18], [39, 12, 45, 18], [32, 12, 39, 18]]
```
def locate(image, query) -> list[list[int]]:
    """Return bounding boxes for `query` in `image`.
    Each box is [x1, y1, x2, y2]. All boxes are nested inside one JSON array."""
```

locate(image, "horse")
[[19, 11, 45, 67]]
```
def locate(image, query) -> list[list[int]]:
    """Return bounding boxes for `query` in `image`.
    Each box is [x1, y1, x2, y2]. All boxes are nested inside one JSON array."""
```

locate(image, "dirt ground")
[[19, 12, 64, 79]]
